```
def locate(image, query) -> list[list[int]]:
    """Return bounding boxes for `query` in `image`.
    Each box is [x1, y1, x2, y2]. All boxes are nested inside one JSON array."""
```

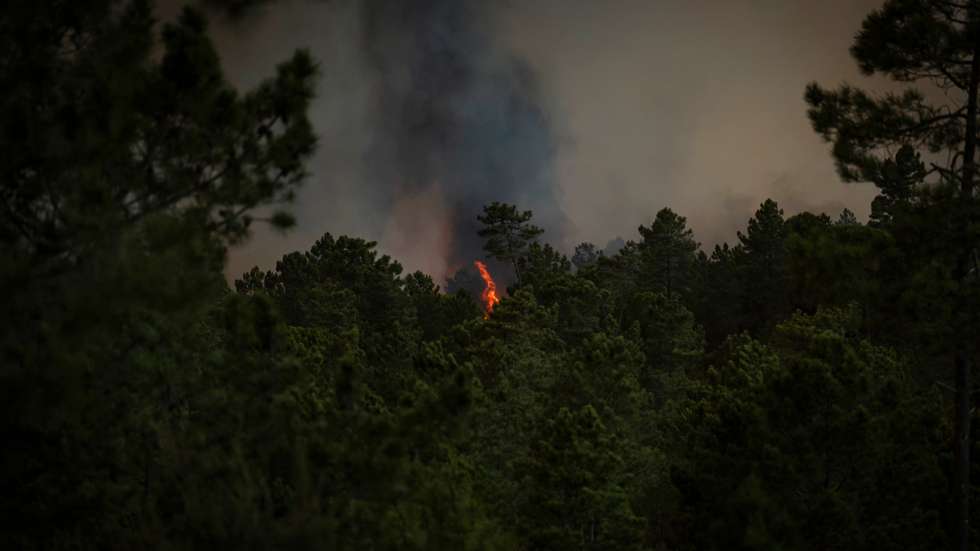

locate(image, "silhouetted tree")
[[806, 2, 980, 545], [737, 199, 789, 334], [0, 2, 317, 545], [572, 242, 602, 270], [477, 202, 544, 283], [837, 208, 859, 226], [637, 208, 699, 302]]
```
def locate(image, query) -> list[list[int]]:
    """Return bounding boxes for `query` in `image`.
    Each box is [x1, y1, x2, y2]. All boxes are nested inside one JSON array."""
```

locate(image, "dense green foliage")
[[2, 0, 979, 549], [806, 2, 980, 549]]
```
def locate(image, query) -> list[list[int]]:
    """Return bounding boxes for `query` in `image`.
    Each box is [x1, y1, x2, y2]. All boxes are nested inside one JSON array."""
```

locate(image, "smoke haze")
[[162, 0, 889, 283]]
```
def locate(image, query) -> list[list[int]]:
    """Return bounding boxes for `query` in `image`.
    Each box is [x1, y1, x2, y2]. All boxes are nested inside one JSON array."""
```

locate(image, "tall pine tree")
[[805, 3, 980, 547]]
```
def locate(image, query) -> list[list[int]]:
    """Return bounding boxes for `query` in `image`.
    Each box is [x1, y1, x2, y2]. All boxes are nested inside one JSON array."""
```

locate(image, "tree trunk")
[[955, 352, 973, 551], [954, 18, 980, 551]]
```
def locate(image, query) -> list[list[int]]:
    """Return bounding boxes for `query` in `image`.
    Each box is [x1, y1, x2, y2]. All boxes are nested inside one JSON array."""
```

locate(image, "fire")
[[474, 260, 500, 319]]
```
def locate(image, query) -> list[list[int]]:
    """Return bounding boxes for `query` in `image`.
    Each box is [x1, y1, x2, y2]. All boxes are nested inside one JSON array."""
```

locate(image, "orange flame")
[[474, 260, 500, 319]]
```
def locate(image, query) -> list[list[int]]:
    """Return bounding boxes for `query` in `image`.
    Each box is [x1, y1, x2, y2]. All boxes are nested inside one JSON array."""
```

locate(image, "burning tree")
[[474, 260, 501, 318]]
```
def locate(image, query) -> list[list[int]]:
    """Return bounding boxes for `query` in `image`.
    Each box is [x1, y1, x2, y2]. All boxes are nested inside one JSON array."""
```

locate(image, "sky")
[[162, 0, 890, 284]]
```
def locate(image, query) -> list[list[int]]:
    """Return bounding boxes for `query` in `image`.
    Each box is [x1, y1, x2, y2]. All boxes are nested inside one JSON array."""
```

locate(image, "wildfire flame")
[[474, 260, 500, 319]]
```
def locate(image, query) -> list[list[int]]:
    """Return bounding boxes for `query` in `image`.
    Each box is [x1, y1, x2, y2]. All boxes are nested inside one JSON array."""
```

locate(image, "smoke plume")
[[160, 0, 898, 283], [359, 0, 565, 279]]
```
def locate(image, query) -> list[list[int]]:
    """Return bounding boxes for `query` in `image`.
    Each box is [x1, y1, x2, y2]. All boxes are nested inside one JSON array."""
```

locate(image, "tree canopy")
[[2, 1, 978, 550]]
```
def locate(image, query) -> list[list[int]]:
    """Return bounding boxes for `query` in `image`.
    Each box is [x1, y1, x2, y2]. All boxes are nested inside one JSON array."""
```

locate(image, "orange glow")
[[474, 260, 500, 319]]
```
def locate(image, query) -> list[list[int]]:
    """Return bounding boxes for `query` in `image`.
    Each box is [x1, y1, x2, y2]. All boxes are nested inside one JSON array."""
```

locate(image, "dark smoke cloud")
[[358, 0, 565, 278]]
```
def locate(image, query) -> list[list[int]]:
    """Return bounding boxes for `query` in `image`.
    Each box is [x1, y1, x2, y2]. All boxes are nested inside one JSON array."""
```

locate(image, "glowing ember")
[[474, 260, 500, 319]]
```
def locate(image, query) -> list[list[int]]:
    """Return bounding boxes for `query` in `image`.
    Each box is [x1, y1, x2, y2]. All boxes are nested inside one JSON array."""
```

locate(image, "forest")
[[1, 0, 979, 549]]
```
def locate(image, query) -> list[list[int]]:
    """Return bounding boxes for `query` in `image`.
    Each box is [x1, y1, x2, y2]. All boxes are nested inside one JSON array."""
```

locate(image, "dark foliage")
[[1, 1, 978, 550]]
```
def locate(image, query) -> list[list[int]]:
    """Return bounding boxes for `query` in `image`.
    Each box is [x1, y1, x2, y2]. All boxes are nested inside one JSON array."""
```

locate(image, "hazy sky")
[[495, 0, 886, 245], [163, 0, 890, 282]]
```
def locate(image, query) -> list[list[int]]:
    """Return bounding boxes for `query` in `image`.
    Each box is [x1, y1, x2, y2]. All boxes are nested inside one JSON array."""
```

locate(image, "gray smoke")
[[175, 0, 566, 283], [358, 0, 565, 278], [160, 0, 899, 283]]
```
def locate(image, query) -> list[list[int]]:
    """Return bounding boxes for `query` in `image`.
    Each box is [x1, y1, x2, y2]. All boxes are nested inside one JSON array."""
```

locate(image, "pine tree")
[[572, 242, 602, 270], [805, 3, 980, 546], [0, 2, 317, 545], [637, 208, 699, 302], [477, 202, 544, 283], [737, 199, 789, 334]]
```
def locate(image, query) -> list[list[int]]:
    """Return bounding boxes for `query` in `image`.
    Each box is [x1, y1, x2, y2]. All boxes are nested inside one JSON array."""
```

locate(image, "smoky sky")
[[162, 0, 890, 284], [358, 0, 564, 278]]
